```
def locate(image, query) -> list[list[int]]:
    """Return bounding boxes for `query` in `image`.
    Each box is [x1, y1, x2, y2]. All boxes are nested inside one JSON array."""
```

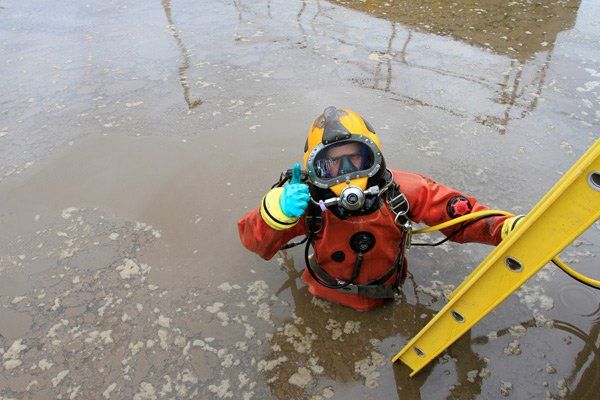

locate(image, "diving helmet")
[[303, 106, 386, 199]]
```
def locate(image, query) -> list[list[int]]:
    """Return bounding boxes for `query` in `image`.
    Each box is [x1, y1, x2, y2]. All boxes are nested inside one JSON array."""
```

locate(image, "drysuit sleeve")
[[237, 207, 308, 260], [395, 170, 510, 246]]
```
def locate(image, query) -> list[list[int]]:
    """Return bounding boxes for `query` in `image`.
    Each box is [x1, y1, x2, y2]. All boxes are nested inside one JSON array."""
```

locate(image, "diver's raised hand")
[[279, 163, 310, 218], [259, 163, 309, 230]]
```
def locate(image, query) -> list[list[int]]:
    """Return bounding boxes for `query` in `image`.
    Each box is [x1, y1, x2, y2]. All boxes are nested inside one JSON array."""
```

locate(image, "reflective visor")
[[313, 141, 375, 179]]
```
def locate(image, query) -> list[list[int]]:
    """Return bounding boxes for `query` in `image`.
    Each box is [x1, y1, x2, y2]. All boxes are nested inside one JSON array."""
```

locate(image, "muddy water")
[[1, 0, 599, 399]]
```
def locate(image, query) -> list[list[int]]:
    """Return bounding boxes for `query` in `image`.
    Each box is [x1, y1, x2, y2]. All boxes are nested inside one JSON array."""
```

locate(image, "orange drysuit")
[[238, 169, 509, 311]]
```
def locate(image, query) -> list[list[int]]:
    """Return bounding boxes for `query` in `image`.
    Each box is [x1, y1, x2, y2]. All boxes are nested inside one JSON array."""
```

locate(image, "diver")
[[237, 106, 522, 311]]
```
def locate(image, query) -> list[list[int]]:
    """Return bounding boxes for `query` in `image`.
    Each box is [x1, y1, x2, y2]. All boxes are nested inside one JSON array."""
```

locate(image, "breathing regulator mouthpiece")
[[276, 166, 383, 213], [316, 185, 380, 211]]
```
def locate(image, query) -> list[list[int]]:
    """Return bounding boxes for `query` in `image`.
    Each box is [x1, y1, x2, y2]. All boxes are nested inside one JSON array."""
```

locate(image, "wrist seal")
[[260, 187, 300, 230]]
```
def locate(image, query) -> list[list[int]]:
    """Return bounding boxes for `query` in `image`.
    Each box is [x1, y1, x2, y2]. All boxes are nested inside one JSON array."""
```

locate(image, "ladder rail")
[[392, 139, 600, 376]]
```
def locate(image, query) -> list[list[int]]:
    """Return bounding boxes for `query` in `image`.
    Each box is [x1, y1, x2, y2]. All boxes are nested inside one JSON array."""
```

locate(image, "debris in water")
[[61, 207, 79, 219], [509, 325, 527, 338], [125, 101, 144, 108], [158, 329, 169, 350], [556, 379, 568, 397], [504, 340, 521, 356], [479, 368, 491, 378], [218, 282, 240, 292], [52, 370, 70, 387], [157, 315, 171, 328], [116, 259, 142, 279], [207, 302, 224, 313], [217, 311, 230, 326], [133, 382, 156, 400], [46, 319, 69, 338], [500, 381, 513, 397], [11, 296, 26, 304], [247, 280, 269, 304], [257, 356, 287, 372], [325, 319, 343, 340], [288, 366, 312, 388], [310, 297, 332, 313], [208, 379, 233, 398], [354, 351, 385, 388], [103, 382, 117, 399], [343, 321, 360, 334], [38, 358, 54, 371]]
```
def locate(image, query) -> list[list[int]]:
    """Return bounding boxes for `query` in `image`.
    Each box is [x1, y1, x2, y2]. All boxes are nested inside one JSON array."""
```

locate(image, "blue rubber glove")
[[280, 163, 310, 218]]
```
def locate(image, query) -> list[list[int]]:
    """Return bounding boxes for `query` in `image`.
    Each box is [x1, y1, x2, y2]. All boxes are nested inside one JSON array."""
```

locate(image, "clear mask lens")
[[313, 142, 374, 179]]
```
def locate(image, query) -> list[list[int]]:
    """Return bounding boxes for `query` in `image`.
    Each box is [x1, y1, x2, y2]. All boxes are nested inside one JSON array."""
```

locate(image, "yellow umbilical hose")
[[411, 209, 600, 289], [551, 257, 600, 289], [412, 210, 513, 234]]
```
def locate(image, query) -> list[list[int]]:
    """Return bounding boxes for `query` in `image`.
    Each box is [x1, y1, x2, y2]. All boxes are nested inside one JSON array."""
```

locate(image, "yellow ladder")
[[392, 139, 600, 376]]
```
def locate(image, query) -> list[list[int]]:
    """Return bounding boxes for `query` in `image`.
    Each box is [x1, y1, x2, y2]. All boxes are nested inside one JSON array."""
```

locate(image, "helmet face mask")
[[315, 141, 370, 178], [303, 107, 385, 197], [307, 137, 382, 190]]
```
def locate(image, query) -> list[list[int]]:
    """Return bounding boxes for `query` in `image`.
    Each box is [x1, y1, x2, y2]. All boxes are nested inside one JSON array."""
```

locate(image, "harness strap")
[[386, 181, 413, 250], [385, 182, 410, 227], [337, 283, 396, 299], [306, 245, 363, 286], [304, 232, 363, 290], [307, 240, 405, 299]]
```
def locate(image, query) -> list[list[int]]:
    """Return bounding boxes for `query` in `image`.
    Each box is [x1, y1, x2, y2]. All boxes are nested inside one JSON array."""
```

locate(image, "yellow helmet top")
[[303, 107, 384, 195]]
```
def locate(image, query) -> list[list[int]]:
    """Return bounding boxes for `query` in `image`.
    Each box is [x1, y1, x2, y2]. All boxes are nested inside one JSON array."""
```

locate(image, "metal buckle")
[[305, 215, 323, 233], [387, 192, 409, 216], [402, 221, 413, 249], [337, 284, 359, 295]]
